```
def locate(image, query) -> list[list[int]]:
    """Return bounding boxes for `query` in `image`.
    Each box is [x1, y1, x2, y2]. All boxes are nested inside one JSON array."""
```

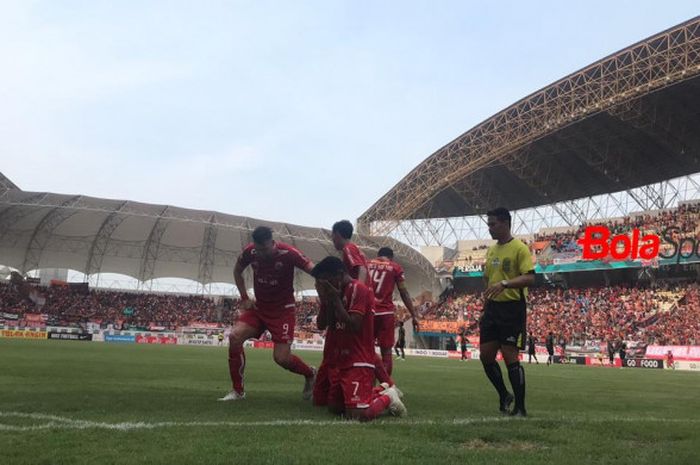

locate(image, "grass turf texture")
[[1, 339, 698, 465]]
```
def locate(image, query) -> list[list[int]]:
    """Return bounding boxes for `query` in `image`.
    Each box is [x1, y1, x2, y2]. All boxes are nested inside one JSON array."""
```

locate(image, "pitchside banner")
[[48, 332, 92, 341], [623, 358, 664, 369], [104, 334, 136, 343], [0, 329, 47, 339], [553, 356, 587, 365], [135, 335, 177, 345], [645, 345, 700, 360]]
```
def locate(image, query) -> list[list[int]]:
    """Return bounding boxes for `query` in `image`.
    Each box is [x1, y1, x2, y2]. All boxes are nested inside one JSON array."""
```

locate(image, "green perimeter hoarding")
[[453, 256, 700, 278]]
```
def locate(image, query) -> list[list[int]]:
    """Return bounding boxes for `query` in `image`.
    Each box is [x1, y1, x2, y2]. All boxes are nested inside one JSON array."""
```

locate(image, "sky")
[[2, 1, 699, 230]]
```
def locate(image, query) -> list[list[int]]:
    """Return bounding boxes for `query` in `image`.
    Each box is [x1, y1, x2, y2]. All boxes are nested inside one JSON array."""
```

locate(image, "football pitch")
[[1, 339, 698, 465]]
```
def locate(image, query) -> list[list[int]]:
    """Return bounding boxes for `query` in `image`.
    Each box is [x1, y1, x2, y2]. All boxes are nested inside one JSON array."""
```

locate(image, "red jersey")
[[326, 279, 375, 369], [342, 242, 370, 285], [238, 242, 311, 306], [367, 258, 405, 315]]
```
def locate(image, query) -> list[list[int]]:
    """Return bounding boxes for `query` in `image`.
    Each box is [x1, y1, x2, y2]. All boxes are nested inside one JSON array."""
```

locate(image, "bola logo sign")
[[577, 226, 700, 263]]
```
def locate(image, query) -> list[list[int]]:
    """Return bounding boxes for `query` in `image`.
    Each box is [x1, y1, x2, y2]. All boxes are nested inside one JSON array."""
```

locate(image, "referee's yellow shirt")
[[484, 239, 534, 302]]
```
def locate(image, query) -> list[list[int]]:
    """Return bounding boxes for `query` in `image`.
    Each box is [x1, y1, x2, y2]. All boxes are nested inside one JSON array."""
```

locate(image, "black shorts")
[[479, 299, 526, 350], [395, 339, 405, 349]]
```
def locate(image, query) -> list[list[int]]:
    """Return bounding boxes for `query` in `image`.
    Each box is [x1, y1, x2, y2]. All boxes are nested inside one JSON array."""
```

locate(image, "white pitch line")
[[0, 411, 698, 432]]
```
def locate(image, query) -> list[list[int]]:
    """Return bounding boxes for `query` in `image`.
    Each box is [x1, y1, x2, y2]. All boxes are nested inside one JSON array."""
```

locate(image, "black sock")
[[482, 361, 508, 400], [507, 362, 526, 411]]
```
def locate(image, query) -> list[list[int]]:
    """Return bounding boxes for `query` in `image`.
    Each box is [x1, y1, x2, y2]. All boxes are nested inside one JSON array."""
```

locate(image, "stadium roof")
[[359, 17, 700, 232], [0, 177, 438, 295]]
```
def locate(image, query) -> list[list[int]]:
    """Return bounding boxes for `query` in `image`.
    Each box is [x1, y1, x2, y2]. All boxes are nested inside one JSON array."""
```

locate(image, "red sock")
[[382, 352, 394, 376], [285, 354, 314, 377], [362, 394, 391, 420], [374, 353, 394, 385], [228, 344, 245, 394]]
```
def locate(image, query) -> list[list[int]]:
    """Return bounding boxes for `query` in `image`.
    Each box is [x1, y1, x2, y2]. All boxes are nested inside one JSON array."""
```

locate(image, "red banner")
[[252, 341, 274, 349], [645, 345, 700, 361], [24, 313, 46, 323], [419, 321, 464, 333], [135, 335, 178, 345], [188, 322, 221, 330]]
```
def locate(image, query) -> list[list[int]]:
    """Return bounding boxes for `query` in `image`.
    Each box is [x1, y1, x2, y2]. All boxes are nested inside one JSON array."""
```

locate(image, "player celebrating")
[[479, 207, 535, 417], [331, 220, 394, 387], [367, 247, 420, 375], [312, 256, 406, 421], [219, 226, 316, 401]]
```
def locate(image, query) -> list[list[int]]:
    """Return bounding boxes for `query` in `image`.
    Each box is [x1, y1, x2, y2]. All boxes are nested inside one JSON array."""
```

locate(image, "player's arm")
[[322, 283, 362, 332], [233, 257, 254, 310], [500, 272, 535, 290], [302, 262, 315, 274], [356, 265, 368, 285], [397, 282, 420, 332], [317, 303, 328, 330], [315, 281, 337, 329], [291, 246, 315, 275]]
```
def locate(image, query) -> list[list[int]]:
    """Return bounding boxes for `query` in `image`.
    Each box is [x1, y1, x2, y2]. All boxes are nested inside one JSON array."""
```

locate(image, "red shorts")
[[328, 366, 374, 410], [373, 313, 395, 349], [238, 303, 296, 344], [312, 361, 339, 407]]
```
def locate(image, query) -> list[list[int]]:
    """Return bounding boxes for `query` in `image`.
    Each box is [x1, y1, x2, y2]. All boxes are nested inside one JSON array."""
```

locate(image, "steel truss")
[[386, 174, 700, 247], [359, 17, 700, 236]]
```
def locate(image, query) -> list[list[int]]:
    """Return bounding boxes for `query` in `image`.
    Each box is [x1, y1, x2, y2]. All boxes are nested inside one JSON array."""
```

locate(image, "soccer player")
[[479, 207, 535, 417], [545, 332, 555, 366], [219, 226, 316, 401], [312, 256, 406, 421], [331, 220, 394, 387], [394, 321, 406, 360], [607, 340, 615, 366], [666, 350, 675, 370], [367, 247, 420, 375], [618, 340, 627, 367], [527, 333, 538, 364], [459, 329, 468, 361]]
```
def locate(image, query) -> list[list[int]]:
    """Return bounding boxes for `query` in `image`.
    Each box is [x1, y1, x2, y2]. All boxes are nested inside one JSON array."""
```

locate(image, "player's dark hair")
[[311, 256, 346, 278], [486, 207, 511, 226], [251, 226, 273, 244], [377, 247, 394, 259], [332, 220, 354, 239]]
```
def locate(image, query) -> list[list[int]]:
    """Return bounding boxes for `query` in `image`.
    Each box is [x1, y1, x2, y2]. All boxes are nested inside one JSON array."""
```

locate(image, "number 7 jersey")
[[367, 258, 405, 316]]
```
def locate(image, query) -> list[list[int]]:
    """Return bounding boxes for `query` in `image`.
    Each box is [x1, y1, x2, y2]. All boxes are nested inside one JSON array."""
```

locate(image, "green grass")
[[1, 339, 698, 465]]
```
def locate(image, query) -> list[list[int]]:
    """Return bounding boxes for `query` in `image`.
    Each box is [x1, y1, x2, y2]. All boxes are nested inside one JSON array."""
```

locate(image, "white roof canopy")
[[0, 180, 438, 296]]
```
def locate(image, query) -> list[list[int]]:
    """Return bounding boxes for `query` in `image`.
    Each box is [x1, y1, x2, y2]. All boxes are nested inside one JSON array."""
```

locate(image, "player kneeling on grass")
[[312, 256, 406, 421]]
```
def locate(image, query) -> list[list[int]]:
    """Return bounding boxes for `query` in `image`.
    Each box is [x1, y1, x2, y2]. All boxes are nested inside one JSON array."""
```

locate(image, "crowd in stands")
[[0, 282, 236, 331], [423, 282, 698, 345], [1, 277, 698, 345]]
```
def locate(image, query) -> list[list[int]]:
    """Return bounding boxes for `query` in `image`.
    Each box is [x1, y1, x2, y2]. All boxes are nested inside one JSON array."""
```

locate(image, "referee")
[[479, 207, 535, 417]]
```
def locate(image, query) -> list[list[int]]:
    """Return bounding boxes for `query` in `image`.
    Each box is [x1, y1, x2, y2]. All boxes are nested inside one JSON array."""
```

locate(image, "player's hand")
[[315, 281, 329, 301], [483, 282, 505, 301], [316, 280, 338, 299], [411, 317, 420, 332], [240, 298, 256, 311]]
